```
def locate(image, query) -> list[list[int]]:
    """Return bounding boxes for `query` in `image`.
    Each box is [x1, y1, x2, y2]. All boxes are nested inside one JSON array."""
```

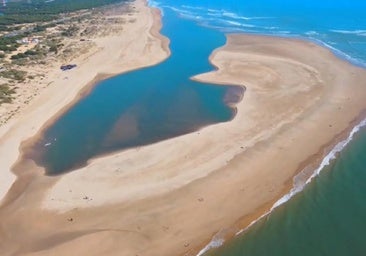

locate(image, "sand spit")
[[1, 27, 366, 256]]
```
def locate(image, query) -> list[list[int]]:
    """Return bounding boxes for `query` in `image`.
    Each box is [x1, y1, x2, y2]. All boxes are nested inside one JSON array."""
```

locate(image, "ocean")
[[147, 0, 366, 255]]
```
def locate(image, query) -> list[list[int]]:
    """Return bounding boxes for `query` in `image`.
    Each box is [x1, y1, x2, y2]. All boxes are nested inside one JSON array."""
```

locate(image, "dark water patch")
[[16, 9, 244, 175]]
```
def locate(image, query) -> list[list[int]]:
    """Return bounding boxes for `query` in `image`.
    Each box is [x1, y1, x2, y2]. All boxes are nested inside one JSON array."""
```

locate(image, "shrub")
[[0, 83, 16, 104]]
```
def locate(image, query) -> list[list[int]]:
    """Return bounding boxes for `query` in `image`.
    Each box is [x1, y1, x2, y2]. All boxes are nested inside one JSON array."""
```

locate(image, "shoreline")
[[1, 5, 366, 256], [0, 0, 170, 203], [197, 110, 366, 256]]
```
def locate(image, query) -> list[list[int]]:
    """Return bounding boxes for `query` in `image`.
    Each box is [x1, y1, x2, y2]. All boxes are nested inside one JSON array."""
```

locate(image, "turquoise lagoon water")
[[21, 0, 366, 255]]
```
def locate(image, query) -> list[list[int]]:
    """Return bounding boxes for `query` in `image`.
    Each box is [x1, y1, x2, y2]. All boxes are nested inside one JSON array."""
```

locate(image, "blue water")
[[146, 0, 366, 255], [152, 0, 366, 67]]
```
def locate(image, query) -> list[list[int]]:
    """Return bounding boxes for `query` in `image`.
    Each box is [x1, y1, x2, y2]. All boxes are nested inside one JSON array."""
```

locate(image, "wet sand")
[[1, 9, 366, 256]]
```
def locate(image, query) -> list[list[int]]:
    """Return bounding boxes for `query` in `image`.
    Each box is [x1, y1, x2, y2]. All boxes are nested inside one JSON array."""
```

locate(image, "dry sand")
[[0, 0, 169, 202], [1, 7, 366, 256]]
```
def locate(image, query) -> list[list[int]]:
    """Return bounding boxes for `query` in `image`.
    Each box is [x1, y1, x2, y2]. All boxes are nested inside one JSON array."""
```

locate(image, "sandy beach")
[[1, 3, 366, 256], [0, 0, 169, 202]]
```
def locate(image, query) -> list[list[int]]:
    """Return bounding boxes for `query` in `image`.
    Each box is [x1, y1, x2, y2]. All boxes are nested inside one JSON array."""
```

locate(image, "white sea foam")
[[221, 11, 271, 21], [206, 12, 223, 18], [222, 11, 241, 19], [241, 24, 257, 28], [168, 4, 271, 23], [223, 20, 242, 26], [208, 8, 219, 13], [330, 29, 366, 37], [310, 38, 366, 67], [196, 233, 225, 256], [168, 5, 280, 33], [305, 118, 366, 184], [274, 30, 291, 34], [197, 118, 366, 255], [179, 13, 204, 20], [305, 31, 319, 36], [273, 118, 366, 210], [167, 6, 192, 15], [181, 5, 206, 11], [216, 19, 256, 28], [164, 6, 259, 32], [167, 6, 210, 21]]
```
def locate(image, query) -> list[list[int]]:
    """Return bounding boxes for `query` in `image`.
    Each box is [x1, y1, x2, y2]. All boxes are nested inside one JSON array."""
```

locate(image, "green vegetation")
[[10, 48, 44, 61], [10, 52, 26, 59], [0, 83, 16, 104], [61, 25, 79, 37], [0, 0, 131, 63], [49, 44, 58, 53], [0, 24, 22, 32], [0, 69, 27, 81], [0, 0, 128, 26], [0, 35, 21, 52]]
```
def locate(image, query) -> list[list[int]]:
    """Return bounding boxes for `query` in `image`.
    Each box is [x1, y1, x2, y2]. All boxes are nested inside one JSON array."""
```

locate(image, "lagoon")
[[20, 9, 242, 175]]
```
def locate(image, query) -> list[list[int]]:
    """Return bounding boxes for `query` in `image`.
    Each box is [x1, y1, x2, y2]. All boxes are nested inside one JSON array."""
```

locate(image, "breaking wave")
[[330, 29, 366, 37], [196, 232, 225, 256]]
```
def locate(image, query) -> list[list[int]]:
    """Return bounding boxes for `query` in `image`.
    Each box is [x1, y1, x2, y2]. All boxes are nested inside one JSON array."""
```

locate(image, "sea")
[[20, 0, 366, 255]]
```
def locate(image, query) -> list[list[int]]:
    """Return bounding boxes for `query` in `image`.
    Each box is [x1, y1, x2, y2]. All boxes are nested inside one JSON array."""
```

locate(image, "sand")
[[0, 0, 169, 203], [1, 7, 366, 256]]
